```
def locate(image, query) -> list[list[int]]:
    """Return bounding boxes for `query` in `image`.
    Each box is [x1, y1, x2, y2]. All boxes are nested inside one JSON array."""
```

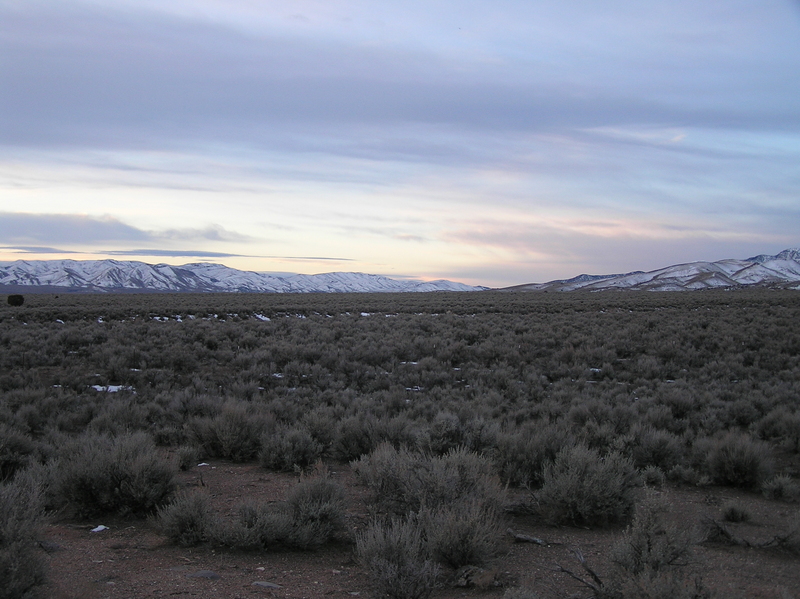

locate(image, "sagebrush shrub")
[[189, 401, 272, 462], [212, 501, 293, 550], [761, 474, 800, 502], [331, 415, 378, 462], [611, 493, 696, 575], [537, 445, 639, 526], [605, 493, 709, 599], [0, 425, 36, 482], [51, 431, 176, 517], [208, 475, 346, 551], [706, 433, 772, 488], [421, 499, 502, 568], [259, 426, 323, 472], [353, 444, 504, 516], [356, 516, 440, 599], [627, 426, 683, 471], [720, 502, 750, 523], [496, 423, 573, 487], [284, 475, 347, 549], [155, 491, 214, 546], [0, 473, 47, 599]]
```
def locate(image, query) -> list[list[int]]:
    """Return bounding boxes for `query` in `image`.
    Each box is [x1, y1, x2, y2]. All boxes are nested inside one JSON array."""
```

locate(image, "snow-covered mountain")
[[0, 259, 485, 293], [507, 249, 800, 292]]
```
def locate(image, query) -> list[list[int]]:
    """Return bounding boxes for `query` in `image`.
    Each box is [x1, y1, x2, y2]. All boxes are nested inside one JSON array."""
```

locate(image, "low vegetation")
[[1, 289, 799, 597]]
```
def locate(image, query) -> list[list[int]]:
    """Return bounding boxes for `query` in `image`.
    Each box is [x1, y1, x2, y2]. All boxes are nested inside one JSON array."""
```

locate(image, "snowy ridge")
[[508, 249, 800, 292], [0, 259, 485, 293]]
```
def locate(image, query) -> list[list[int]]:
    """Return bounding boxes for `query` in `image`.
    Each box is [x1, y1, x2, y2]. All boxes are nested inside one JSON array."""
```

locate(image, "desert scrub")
[[611, 493, 696, 575], [720, 502, 750, 523], [155, 491, 214, 547], [50, 431, 176, 517], [209, 475, 346, 551], [0, 472, 47, 599], [706, 433, 772, 488], [0, 424, 36, 482], [284, 474, 348, 549], [421, 498, 502, 568], [353, 444, 505, 516], [761, 474, 800, 502], [354, 444, 505, 569], [537, 444, 639, 526], [356, 516, 440, 599], [189, 401, 273, 462], [603, 493, 710, 599], [259, 425, 323, 472]]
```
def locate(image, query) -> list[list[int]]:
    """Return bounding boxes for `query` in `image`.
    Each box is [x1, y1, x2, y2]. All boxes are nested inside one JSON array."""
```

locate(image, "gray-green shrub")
[[421, 499, 502, 568], [259, 426, 323, 472], [356, 516, 440, 599], [0, 473, 47, 599], [155, 491, 213, 546], [284, 475, 347, 549], [50, 431, 176, 517], [537, 445, 639, 526], [706, 433, 772, 488]]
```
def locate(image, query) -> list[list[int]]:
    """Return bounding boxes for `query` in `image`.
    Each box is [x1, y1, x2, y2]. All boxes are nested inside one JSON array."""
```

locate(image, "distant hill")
[[0, 260, 487, 293], [504, 248, 800, 292]]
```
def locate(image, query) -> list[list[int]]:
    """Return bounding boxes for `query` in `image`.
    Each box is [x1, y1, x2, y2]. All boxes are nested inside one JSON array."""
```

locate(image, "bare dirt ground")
[[40, 461, 800, 599]]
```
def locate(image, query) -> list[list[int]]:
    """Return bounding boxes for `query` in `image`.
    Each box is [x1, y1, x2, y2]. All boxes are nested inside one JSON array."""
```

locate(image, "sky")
[[1, 1, 799, 287]]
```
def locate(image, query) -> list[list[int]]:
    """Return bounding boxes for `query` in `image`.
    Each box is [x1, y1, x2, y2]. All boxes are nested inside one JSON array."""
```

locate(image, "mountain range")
[[506, 248, 800, 292], [1, 249, 799, 294], [0, 260, 485, 293]]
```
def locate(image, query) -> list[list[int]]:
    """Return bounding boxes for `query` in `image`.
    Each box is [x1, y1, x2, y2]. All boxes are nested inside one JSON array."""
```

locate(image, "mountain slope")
[[507, 249, 800, 292], [0, 260, 485, 293]]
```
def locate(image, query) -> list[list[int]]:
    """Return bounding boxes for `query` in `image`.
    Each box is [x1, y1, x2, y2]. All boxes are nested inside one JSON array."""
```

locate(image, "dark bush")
[[706, 433, 772, 488], [356, 516, 440, 599], [600, 492, 714, 599], [0, 425, 36, 482], [421, 499, 502, 568], [720, 502, 750, 523], [155, 491, 214, 546], [0, 472, 47, 599], [7, 295, 23, 307], [353, 444, 504, 516], [761, 474, 800, 502], [259, 426, 323, 472], [625, 426, 683, 472], [189, 401, 272, 462], [331, 415, 378, 462], [50, 431, 176, 517], [213, 501, 293, 551], [496, 423, 573, 487], [537, 445, 639, 526], [210, 474, 346, 551], [284, 475, 347, 549]]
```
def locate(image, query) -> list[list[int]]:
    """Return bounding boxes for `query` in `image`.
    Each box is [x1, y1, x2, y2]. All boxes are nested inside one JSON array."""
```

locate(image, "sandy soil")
[[40, 461, 800, 599]]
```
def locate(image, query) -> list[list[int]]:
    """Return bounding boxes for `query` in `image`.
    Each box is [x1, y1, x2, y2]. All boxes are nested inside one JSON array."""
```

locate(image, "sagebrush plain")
[[1, 290, 799, 599]]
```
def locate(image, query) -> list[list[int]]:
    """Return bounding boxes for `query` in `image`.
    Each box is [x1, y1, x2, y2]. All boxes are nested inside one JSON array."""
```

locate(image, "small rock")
[[91, 525, 109, 533], [187, 570, 220, 580], [252, 581, 281, 589], [38, 540, 63, 553]]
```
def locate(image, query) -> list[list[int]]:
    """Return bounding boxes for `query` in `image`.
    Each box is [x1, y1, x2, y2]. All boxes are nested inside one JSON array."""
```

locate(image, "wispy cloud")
[[0, 213, 252, 246], [0, 246, 79, 254]]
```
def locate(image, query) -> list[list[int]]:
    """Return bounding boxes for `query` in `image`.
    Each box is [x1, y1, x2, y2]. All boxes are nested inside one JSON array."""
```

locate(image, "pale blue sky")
[[1, 0, 799, 286]]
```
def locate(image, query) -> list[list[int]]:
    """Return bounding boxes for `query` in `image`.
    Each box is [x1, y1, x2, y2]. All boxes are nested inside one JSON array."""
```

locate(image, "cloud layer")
[[1, 1, 799, 286]]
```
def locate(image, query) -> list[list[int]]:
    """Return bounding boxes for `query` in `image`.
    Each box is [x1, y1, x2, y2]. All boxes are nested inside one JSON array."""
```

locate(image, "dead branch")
[[507, 527, 546, 545]]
